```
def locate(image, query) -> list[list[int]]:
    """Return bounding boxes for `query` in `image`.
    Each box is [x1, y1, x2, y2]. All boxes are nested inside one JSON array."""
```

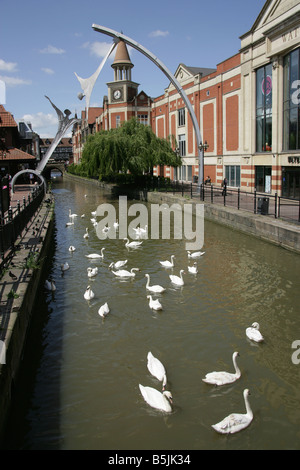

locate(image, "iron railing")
[[0, 186, 45, 262], [145, 178, 300, 224]]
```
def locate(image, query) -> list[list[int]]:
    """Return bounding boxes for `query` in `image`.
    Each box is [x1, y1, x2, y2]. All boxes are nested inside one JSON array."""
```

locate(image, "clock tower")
[[107, 39, 139, 104]]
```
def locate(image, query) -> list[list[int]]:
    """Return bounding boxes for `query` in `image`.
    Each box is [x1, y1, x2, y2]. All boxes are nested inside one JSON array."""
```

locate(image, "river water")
[[3, 175, 300, 450]]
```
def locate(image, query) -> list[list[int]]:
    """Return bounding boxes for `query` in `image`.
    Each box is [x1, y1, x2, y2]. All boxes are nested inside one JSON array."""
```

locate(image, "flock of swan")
[[44, 205, 265, 436]]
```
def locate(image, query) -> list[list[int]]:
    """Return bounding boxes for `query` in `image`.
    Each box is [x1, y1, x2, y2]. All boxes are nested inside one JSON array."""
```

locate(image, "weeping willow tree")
[[72, 118, 181, 179]]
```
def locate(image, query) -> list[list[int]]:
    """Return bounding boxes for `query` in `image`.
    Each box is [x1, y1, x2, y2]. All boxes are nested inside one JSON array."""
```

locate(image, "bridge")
[[43, 161, 67, 179]]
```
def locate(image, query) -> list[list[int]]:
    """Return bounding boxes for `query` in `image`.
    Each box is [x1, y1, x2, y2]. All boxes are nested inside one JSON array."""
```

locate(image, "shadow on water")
[[2, 221, 65, 450]]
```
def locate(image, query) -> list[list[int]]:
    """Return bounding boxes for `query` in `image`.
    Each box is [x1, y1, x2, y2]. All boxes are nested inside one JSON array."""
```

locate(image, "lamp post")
[[198, 140, 209, 195]]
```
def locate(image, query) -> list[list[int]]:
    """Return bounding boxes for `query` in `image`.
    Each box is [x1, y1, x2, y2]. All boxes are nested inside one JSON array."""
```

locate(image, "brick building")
[[73, 0, 300, 198]]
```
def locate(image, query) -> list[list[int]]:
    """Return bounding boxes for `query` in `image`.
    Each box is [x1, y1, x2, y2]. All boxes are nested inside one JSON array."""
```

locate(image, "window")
[[178, 108, 185, 127], [283, 48, 300, 150], [256, 64, 272, 152], [178, 134, 186, 156], [138, 114, 148, 126], [225, 165, 240, 187], [116, 115, 121, 128]]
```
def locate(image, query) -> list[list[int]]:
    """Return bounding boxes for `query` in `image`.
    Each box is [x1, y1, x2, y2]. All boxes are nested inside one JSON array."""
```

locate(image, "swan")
[[65, 221, 74, 227], [139, 384, 173, 413], [147, 295, 163, 311], [169, 270, 185, 286], [83, 228, 89, 239], [202, 352, 241, 386], [246, 322, 264, 342], [69, 209, 78, 219], [90, 217, 97, 224], [112, 268, 139, 277], [109, 260, 128, 270], [81, 214, 85, 218], [85, 248, 105, 259], [187, 250, 205, 258], [147, 352, 167, 389], [61, 262, 70, 272], [212, 389, 253, 434], [45, 279, 56, 291], [160, 255, 175, 268], [69, 245, 76, 252], [91, 211, 97, 216], [98, 302, 110, 318], [113, 220, 119, 229], [87, 267, 98, 278], [145, 274, 166, 293], [188, 262, 198, 274], [84, 285, 94, 301], [124, 238, 143, 248]]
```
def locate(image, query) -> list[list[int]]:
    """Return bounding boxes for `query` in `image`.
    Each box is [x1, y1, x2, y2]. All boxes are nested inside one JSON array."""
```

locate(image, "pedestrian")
[[222, 177, 227, 196]]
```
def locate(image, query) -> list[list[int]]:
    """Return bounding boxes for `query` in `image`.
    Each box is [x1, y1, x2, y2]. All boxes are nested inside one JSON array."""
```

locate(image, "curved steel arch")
[[10, 169, 47, 194], [92, 25, 203, 186]]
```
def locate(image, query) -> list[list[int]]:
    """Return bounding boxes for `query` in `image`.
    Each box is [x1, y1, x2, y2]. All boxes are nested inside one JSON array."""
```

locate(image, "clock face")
[[113, 89, 122, 100]]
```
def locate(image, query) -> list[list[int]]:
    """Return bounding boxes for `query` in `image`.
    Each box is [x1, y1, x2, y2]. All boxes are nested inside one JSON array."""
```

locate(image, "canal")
[[3, 175, 300, 450]]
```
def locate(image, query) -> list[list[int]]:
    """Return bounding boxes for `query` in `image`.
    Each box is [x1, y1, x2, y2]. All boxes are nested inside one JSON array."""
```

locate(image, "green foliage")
[[71, 118, 181, 179]]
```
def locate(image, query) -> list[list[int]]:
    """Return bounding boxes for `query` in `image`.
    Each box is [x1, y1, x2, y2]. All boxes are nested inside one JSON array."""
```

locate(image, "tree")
[[78, 118, 181, 178]]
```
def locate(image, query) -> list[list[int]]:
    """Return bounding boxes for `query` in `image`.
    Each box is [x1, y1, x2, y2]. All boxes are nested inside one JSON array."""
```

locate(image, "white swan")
[[212, 389, 253, 434], [61, 262, 70, 272], [160, 255, 175, 268], [98, 302, 110, 318], [202, 352, 241, 386], [113, 220, 119, 229], [65, 221, 74, 227], [145, 274, 166, 293], [90, 217, 97, 224], [109, 260, 128, 270], [139, 384, 173, 413], [246, 322, 264, 342], [147, 352, 167, 389], [45, 279, 56, 291], [84, 285, 94, 301], [87, 267, 98, 278], [91, 210, 97, 216], [83, 228, 89, 239], [69, 209, 78, 219], [187, 250, 205, 258], [69, 245, 76, 252], [112, 268, 139, 277], [188, 262, 198, 274], [124, 238, 143, 248], [147, 295, 163, 311], [85, 248, 105, 259], [169, 269, 185, 286]]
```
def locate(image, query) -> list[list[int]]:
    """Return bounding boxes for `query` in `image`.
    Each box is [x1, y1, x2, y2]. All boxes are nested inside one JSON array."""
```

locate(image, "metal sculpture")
[[11, 96, 80, 193], [92, 25, 204, 187], [75, 41, 117, 120]]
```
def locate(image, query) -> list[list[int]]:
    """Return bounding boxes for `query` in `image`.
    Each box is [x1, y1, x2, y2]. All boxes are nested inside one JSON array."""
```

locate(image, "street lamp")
[[198, 140, 209, 194]]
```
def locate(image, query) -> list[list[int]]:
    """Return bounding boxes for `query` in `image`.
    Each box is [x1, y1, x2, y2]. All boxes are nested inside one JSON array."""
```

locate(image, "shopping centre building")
[[72, 0, 300, 198]]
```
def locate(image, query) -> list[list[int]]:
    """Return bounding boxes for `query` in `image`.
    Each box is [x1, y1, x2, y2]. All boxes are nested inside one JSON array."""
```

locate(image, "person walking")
[[222, 177, 227, 196]]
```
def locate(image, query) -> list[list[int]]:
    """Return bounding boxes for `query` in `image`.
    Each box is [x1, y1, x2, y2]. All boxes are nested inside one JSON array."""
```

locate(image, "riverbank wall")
[[0, 193, 55, 445], [64, 173, 300, 254]]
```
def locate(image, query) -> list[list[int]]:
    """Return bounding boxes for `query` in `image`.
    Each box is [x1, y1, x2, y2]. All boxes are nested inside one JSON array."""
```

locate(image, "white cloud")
[[0, 75, 32, 87], [39, 45, 66, 54], [0, 59, 18, 72], [19, 112, 58, 137], [82, 41, 114, 58], [149, 30, 169, 38], [41, 67, 55, 75]]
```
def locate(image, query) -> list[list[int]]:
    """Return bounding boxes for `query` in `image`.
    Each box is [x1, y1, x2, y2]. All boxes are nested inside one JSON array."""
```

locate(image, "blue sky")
[[1, 0, 266, 137]]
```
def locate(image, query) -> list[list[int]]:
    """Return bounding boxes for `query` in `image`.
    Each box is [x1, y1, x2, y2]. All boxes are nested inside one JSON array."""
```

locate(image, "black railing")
[[145, 178, 300, 224], [0, 186, 45, 261]]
